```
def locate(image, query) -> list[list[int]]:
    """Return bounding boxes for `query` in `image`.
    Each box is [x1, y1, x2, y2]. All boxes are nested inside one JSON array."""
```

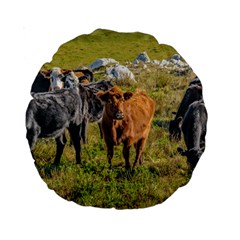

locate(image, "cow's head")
[[169, 116, 183, 141], [97, 86, 133, 120], [49, 67, 65, 91], [64, 71, 79, 89], [177, 147, 203, 171]]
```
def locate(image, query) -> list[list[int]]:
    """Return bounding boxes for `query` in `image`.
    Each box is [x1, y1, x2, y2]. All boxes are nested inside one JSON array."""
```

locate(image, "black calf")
[[169, 82, 203, 141], [177, 100, 208, 171]]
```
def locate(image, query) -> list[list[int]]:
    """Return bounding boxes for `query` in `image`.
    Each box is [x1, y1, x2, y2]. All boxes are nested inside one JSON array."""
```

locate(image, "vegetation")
[[42, 28, 178, 70], [33, 29, 197, 209]]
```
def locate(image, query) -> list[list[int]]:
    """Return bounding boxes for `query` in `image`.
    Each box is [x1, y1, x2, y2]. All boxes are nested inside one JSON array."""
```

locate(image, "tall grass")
[[31, 29, 197, 209]]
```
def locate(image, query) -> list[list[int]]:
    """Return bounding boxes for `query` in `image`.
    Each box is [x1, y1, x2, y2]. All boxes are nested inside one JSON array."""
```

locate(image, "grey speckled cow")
[[26, 87, 82, 164]]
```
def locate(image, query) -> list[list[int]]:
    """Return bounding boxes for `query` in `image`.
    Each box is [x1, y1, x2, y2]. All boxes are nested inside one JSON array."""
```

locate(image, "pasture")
[[31, 29, 200, 209]]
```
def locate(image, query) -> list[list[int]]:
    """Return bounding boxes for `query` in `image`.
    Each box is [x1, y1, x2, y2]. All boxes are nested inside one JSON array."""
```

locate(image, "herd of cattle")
[[26, 67, 207, 172]]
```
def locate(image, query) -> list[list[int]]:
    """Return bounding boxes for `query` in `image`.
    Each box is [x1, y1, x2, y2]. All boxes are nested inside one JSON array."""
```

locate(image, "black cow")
[[177, 100, 208, 171], [30, 70, 51, 95], [169, 83, 203, 141], [26, 88, 82, 164]]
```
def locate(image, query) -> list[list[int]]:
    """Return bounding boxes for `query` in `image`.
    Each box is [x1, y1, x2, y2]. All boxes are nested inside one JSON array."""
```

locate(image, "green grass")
[[42, 28, 178, 70], [32, 29, 197, 209], [34, 123, 191, 209]]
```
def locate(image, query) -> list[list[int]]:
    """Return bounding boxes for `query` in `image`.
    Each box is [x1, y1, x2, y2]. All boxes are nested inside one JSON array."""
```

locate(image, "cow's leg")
[[133, 138, 146, 168], [104, 138, 114, 168], [123, 142, 131, 170], [68, 125, 81, 164], [81, 118, 88, 144], [106, 142, 114, 169], [54, 133, 67, 165]]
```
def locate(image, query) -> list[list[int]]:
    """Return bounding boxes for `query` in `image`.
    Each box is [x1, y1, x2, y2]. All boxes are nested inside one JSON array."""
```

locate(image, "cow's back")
[[26, 88, 82, 138]]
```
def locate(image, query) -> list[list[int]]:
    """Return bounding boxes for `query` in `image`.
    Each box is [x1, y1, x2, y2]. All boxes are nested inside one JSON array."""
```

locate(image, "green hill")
[[42, 28, 178, 69]]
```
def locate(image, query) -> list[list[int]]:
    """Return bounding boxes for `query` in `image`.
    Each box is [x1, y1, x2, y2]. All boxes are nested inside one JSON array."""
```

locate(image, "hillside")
[[42, 28, 178, 69]]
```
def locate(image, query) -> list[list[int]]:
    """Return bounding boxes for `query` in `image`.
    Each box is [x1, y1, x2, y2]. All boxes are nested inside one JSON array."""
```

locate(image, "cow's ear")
[[176, 116, 183, 128], [97, 91, 109, 102], [123, 92, 133, 100]]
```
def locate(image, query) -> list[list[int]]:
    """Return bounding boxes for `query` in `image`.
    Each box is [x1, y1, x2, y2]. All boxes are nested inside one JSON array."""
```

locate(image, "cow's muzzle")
[[115, 112, 124, 120]]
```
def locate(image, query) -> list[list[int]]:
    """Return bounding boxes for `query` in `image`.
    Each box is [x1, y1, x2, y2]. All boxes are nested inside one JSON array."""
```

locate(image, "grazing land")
[[32, 29, 198, 209]]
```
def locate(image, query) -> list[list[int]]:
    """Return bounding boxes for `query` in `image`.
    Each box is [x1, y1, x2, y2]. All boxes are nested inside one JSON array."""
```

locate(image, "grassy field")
[[32, 29, 197, 209], [42, 28, 178, 70]]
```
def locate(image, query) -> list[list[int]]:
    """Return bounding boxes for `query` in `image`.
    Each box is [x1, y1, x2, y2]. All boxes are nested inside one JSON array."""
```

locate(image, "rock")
[[133, 59, 140, 65], [176, 60, 188, 68], [169, 58, 179, 65], [133, 52, 151, 64], [151, 60, 161, 65], [159, 59, 169, 67], [105, 64, 135, 81], [89, 58, 119, 70], [171, 54, 181, 61], [158, 54, 190, 74], [142, 64, 148, 69]]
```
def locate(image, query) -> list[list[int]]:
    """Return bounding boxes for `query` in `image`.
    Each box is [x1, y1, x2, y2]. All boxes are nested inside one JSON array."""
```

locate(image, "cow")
[[177, 100, 208, 171], [79, 80, 113, 143], [169, 83, 203, 141], [30, 67, 65, 94], [26, 87, 83, 164], [97, 86, 156, 170], [30, 70, 51, 95]]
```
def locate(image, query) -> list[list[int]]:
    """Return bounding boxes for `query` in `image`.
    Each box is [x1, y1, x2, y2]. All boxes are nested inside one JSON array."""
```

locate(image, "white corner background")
[[1, 0, 239, 239]]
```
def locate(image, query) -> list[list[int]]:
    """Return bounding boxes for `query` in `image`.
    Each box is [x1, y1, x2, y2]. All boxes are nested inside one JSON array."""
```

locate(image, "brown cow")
[[97, 86, 155, 170]]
